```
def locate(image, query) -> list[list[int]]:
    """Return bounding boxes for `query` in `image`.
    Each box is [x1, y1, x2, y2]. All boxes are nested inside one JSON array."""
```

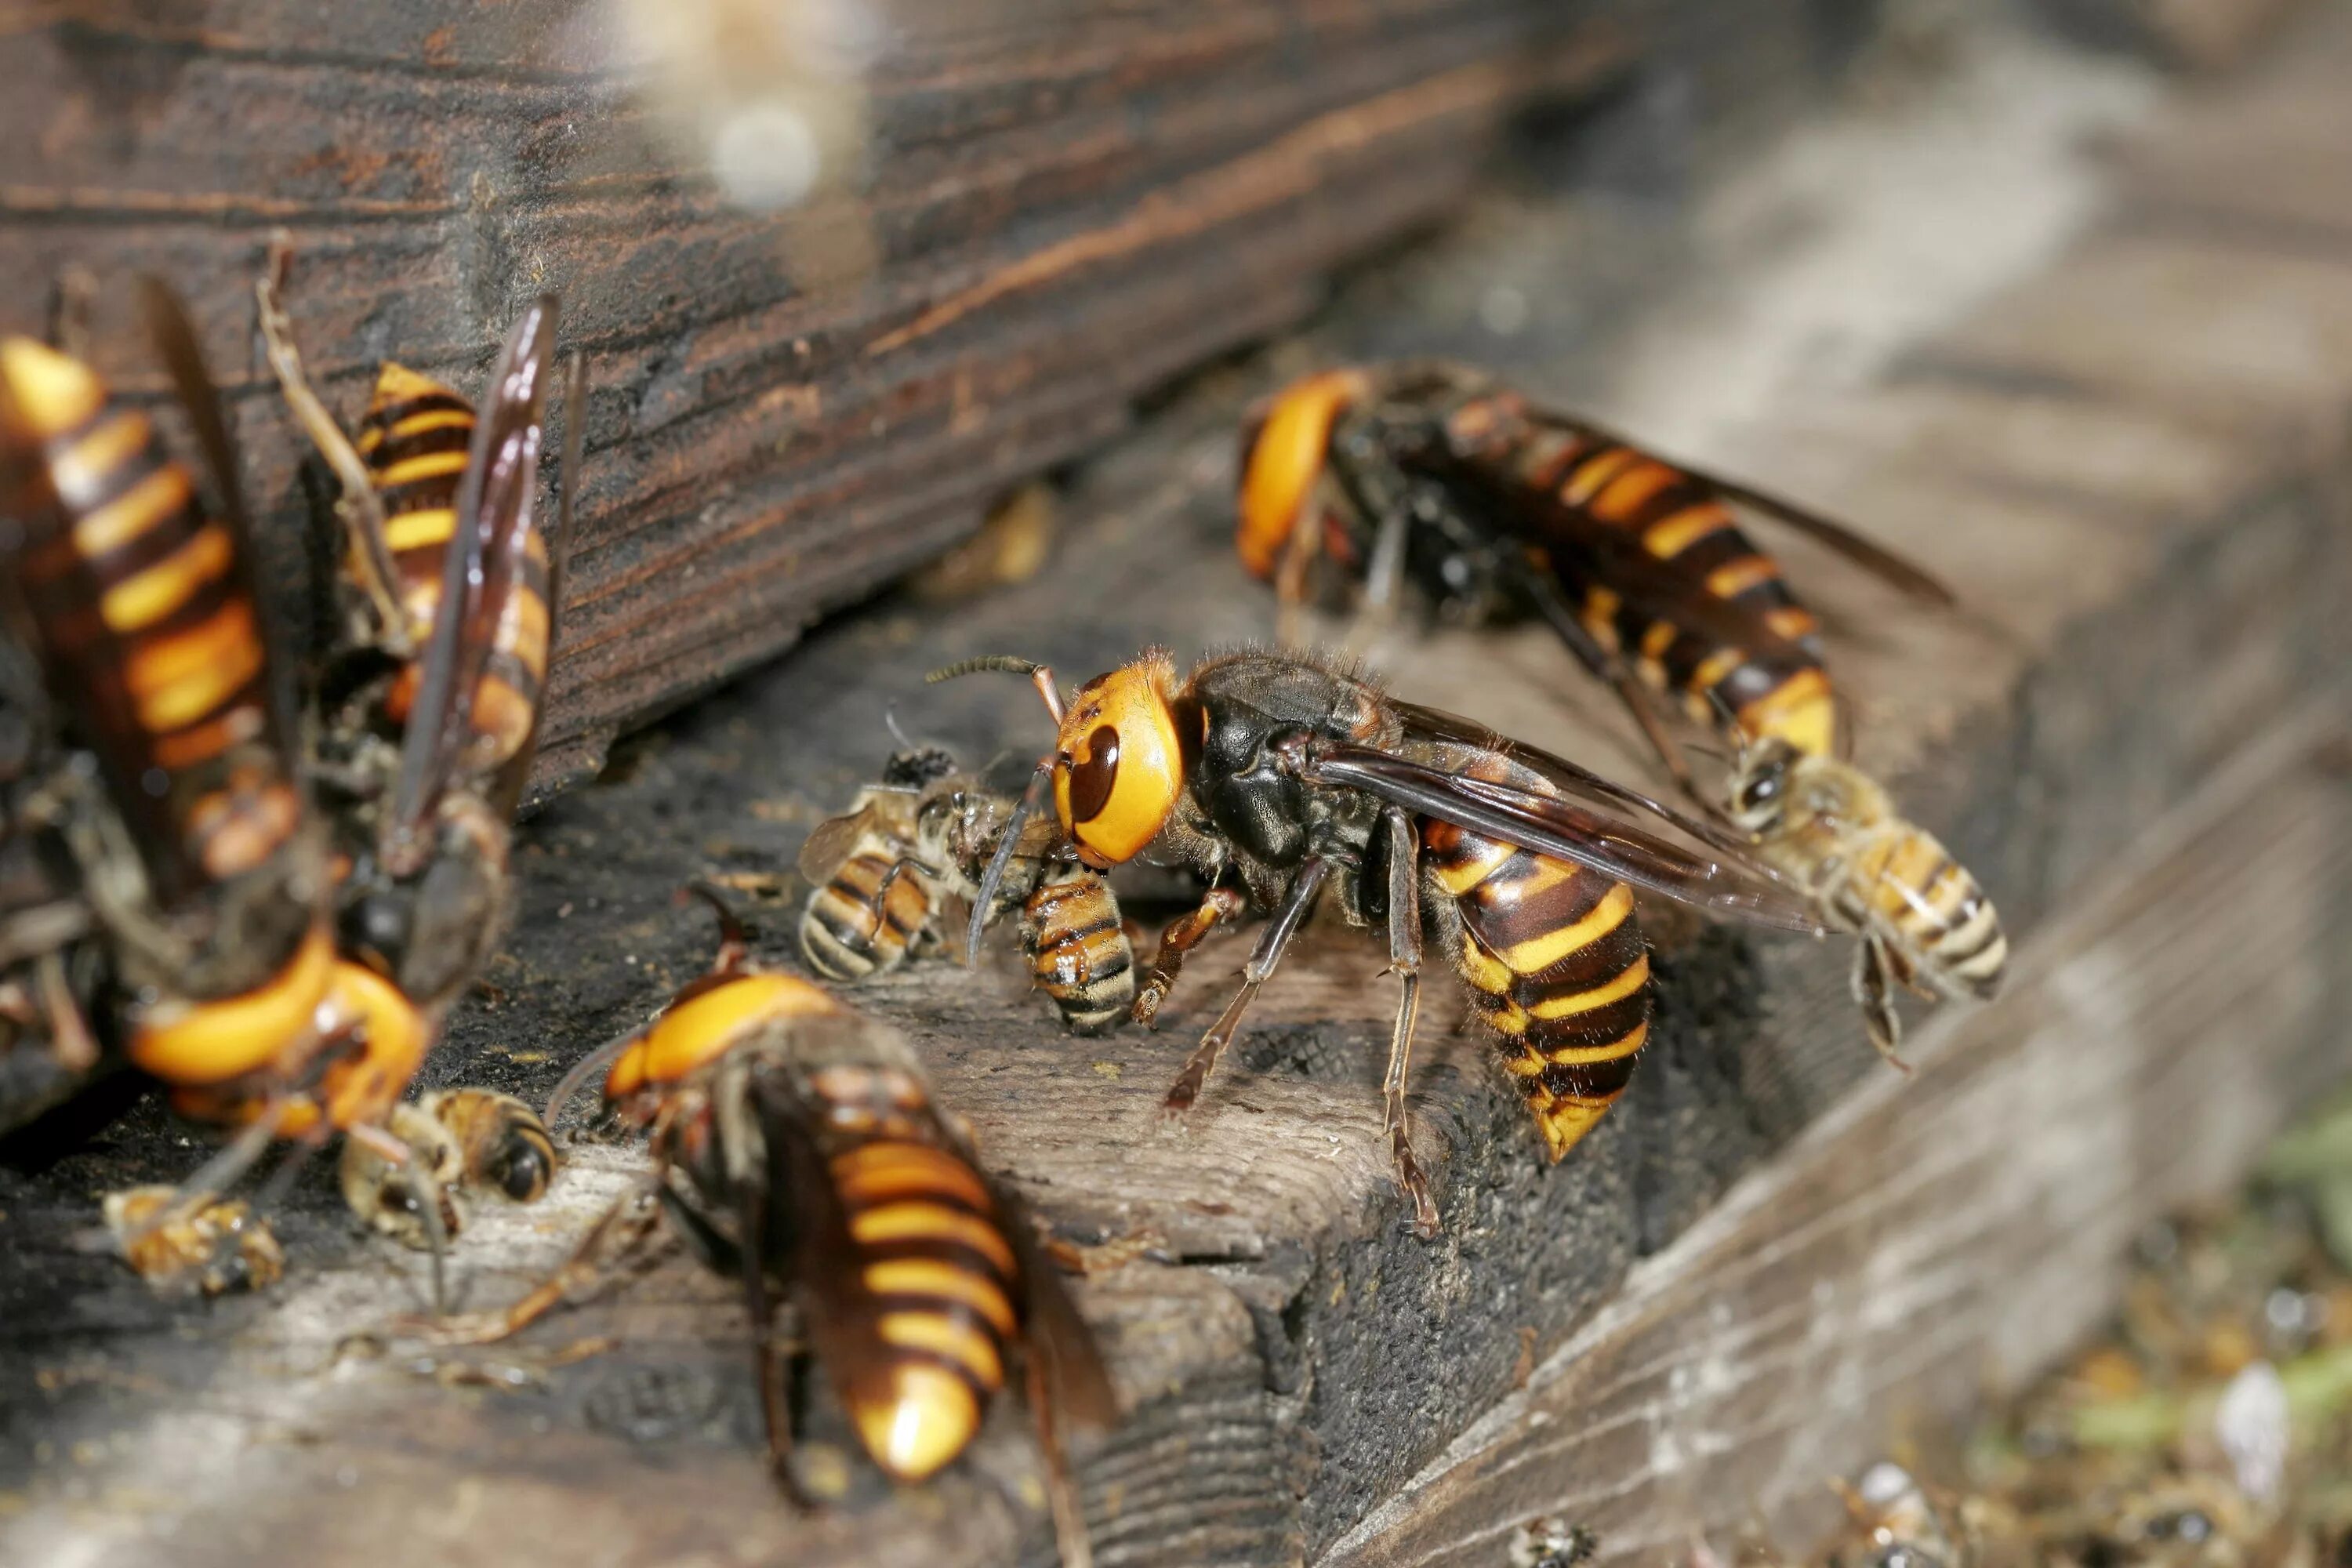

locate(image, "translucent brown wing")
[[795, 793, 915, 884], [486, 350, 587, 826], [384, 297, 558, 868], [1527, 408, 1958, 607], [1303, 735, 1825, 934]]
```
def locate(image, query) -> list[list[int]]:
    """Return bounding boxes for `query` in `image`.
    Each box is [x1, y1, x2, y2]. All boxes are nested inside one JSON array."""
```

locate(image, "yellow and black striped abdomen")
[[1424, 813, 1651, 1162], [1846, 826, 2007, 1000], [1019, 865, 1134, 1035], [800, 848, 938, 982], [826, 1134, 1022, 1482], [355, 365, 551, 768], [0, 338, 298, 901], [1524, 437, 1838, 760]]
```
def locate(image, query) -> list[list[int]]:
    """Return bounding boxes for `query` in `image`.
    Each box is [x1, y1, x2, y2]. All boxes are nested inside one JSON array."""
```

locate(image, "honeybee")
[[930, 647, 1820, 1235], [426, 891, 1117, 1568], [1233, 361, 2004, 1062], [103, 1185, 285, 1298], [798, 746, 1135, 1034], [341, 1088, 557, 1248], [0, 282, 452, 1291], [256, 240, 585, 1019]]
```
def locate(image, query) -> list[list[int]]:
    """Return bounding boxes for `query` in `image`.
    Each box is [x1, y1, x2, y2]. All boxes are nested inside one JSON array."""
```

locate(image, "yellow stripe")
[[1643, 503, 1729, 559], [1561, 448, 1637, 506], [128, 603, 262, 732], [383, 506, 459, 555], [71, 465, 189, 558], [1455, 933, 1517, 996], [1704, 555, 1780, 600], [0, 337, 104, 434], [1432, 834, 1515, 897], [100, 524, 233, 632], [1497, 882, 1633, 974], [850, 1202, 1018, 1279], [375, 449, 469, 488], [1640, 619, 1679, 659], [1591, 462, 1674, 524], [391, 408, 474, 441], [1529, 952, 1651, 1024], [1738, 669, 1836, 757], [1688, 646, 1746, 693], [1765, 605, 1818, 641], [1581, 586, 1622, 650], [836, 1147, 997, 1218], [877, 1310, 1005, 1388], [53, 410, 151, 500], [864, 1258, 1018, 1338]]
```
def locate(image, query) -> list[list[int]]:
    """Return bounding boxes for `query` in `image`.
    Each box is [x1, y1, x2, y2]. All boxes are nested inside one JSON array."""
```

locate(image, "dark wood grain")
[[4, 8, 2352, 1568], [0, 0, 1876, 789]]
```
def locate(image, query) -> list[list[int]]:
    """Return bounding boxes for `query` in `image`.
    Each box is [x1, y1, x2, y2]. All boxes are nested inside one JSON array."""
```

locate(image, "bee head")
[[1051, 650, 1185, 869], [1727, 736, 1798, 834], [1235, 369, 1370, 579]]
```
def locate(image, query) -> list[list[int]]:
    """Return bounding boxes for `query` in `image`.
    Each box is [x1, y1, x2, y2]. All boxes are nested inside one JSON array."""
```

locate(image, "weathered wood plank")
[[0, 0, 1871, 787], [5, 10, 2351, 1568]]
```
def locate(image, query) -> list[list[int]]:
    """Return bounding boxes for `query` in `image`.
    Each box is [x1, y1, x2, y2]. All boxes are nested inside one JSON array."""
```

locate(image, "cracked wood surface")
[[5, 9, 2352, 1568]]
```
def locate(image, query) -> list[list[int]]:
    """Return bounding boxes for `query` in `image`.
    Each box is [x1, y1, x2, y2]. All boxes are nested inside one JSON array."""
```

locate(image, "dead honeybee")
[[340, 1088, 558, 1249], [256, 241, 584, 1022], [0, 284, 455, 1291], [1233, 361, 2004, 1063], [103, 1185, 285, 1298], [930, 647, 1821, 1236], [425, 891, 1116, 1568], [798, 746, 1135, 1034]]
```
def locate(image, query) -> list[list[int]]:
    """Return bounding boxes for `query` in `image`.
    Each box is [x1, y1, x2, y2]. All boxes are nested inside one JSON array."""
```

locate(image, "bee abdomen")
[[799, 851, 935, 982], [1425, 818, 1652, 1162], [1859, 830, 2009, 999], [1020, 866, 1134, 1036], [826, 1136, 1022, 1482]]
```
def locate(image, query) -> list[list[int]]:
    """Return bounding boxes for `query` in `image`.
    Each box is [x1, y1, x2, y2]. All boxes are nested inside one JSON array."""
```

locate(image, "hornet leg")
[[1165, 857, 1330, 1114], [1131, 885, 1247, 1028], [1377, 809, 1438, 1238]]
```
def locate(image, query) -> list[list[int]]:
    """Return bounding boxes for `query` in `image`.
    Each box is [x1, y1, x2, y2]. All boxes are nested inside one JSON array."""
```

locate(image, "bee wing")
[[384, 297, 559, 862], [1307, 735, 1825, 934], [796, 800, 887, 884], [485, 350, 586, 826], [1528, 409, 1957, 607]]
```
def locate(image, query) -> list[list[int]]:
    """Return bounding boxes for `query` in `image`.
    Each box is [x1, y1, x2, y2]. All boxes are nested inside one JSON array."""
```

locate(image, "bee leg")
[[349, 1118, 453, 1314], [1027, 1345, 1095, 1568], [1378, 810, 1438, 1237], [254, 234, 410, 652], [1855, 935, 1912, 1075], [1131, 885, 1247, 1028], [1165, 857, 1330, 1114]]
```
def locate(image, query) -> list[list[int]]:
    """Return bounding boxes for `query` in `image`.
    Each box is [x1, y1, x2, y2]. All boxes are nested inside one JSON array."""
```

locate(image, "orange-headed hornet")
[[799, 746, 1135, 1034], [257, 243, 583, 1022], [930, 647, 1823, 1236], [0, 284, 455, 1288], [428, 892, 1116, 1568], [1234, 362, 2005, 1063]]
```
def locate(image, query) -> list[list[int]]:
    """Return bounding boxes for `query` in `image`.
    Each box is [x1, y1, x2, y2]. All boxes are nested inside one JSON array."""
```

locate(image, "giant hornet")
[[798, 745, 1136, 1035], [0, 283, 451, 1287], [426, 891, 1117, 1568], [1234, 362, 2005, 1064], [930, 646, 1823, 1236]]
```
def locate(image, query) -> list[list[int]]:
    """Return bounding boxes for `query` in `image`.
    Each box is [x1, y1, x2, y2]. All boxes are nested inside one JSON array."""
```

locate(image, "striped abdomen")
[[799, 848, 937, 982], [1842, 826, 2007, 999], [354, 365, 551, 768], [1019, 865, 1134, 1036], [1424, 794, 1652, 1160], [1505, 426, 1838, 759], [0, 338, 300, 907], [824, 1130, 1022, 1482]]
